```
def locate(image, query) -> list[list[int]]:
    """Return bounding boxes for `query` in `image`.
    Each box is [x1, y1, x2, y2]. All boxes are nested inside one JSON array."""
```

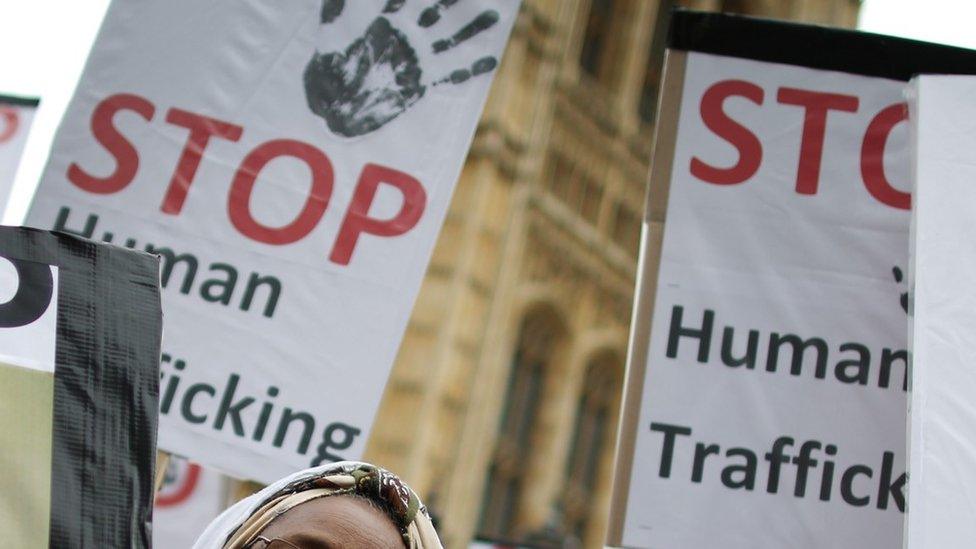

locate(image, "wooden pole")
[[605, 46, 685, 548]]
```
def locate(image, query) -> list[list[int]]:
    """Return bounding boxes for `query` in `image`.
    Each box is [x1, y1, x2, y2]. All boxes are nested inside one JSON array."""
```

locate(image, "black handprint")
[[892, 266, 909, 314], [304, 0, 502, 137]]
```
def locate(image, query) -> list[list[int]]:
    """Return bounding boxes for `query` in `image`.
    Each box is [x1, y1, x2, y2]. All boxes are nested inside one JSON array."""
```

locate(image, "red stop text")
[[68, 93, 428, 265], [690, 79, 910, 211]]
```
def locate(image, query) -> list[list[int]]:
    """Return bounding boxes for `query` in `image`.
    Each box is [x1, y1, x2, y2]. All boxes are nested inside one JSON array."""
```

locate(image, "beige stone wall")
[[363, 0, 862, 547], [711, 0, 860, 27], [228, 1, 861, 548]]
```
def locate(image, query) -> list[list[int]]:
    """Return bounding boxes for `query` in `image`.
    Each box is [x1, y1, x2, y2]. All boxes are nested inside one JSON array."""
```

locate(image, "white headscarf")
[[192, 461, 443, 549]]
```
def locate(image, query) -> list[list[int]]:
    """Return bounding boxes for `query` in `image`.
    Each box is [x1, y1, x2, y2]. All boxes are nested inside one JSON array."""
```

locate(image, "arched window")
[[478, 310, 564, 541], [560, 352, 623, 542], [579, 0, 616, 79]]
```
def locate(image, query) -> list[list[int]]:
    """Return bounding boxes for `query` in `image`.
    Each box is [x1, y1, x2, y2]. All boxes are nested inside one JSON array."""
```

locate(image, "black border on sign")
[[0, 93, 40, 107], [668, 9, 976, 81]]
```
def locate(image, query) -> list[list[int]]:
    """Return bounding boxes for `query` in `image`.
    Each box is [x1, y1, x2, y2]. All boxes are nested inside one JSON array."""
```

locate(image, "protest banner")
[[26, 0, 521, 483], [0, 94, 39, 213], [607, 11, 976, 548], [0, 226, 161, 548], [154, 457, 227, 548], [905, 75, 976, 549]]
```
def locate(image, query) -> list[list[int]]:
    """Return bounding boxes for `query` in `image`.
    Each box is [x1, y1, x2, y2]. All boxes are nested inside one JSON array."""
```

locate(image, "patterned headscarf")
[[191, 462, 442, 549]]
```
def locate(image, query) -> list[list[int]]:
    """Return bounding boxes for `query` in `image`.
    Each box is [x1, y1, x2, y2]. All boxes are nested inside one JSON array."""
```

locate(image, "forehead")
[[257, 495, 405, 549]]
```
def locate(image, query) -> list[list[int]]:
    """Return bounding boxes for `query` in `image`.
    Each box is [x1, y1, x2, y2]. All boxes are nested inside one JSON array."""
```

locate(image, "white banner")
[[0, 96, 38, 214], [620, 51, 912, 548], [906, 75, 976, 549], [154, 458, 226, 549], [26, 0, 519, 482]]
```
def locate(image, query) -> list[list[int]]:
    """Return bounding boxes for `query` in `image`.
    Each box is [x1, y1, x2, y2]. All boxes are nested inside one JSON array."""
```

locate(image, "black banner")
[[668, 9, 976, 81], [0, 227, 161, 548]]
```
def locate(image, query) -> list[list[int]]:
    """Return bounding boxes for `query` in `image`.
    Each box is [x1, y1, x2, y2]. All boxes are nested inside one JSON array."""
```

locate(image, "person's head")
[[242, 494, 404, 548], [192, 462, 442, 549]]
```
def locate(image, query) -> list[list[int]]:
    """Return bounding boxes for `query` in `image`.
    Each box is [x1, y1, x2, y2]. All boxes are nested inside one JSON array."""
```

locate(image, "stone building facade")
[[334, 1, 859, 548]]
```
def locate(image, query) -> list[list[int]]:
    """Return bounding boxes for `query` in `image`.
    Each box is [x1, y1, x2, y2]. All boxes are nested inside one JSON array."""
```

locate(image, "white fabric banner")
[[906, 75, 976, 549], [26, 0, 519, 483], [0, 96, 38, 215], [622, 51, 912, 547]]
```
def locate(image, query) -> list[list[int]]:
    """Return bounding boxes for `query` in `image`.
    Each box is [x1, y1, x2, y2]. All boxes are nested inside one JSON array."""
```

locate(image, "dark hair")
[[346, 492, 402, 531]]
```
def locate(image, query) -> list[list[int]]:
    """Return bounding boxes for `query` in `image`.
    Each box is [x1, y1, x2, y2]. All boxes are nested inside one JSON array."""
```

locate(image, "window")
[[637, 54, 661, 124], [547, 152, 585, 208], [611, 201, 641, 255], [579, 177, 604, 224], [561, 353, 622, 542], [638, 0, 675, 123], [544, 150, 604, 226], [478, 311, 564, 541], [579, 0, 616, 79]]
